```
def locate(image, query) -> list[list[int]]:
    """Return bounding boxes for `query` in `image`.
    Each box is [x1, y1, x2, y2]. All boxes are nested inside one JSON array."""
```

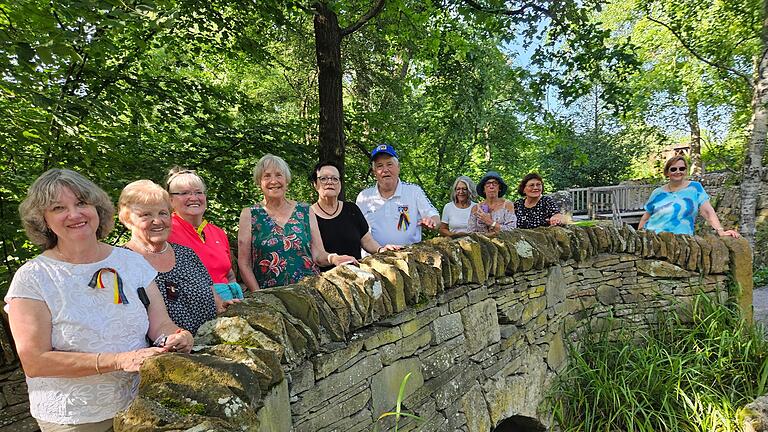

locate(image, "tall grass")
[[549, 294, 768, 432]]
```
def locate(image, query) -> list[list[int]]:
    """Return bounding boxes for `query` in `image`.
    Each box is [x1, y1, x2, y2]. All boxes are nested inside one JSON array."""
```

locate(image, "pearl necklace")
[[144, 242, 169, 254]]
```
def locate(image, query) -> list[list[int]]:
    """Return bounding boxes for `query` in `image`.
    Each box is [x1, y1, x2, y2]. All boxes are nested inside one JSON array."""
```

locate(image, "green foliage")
[[549, 294, 768, 431], [754, 267, 768, 287], [536, 118, 639, 189]]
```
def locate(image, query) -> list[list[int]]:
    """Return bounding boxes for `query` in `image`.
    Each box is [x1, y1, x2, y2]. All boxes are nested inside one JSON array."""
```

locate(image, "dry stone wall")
[[111, 226, 752, 432]]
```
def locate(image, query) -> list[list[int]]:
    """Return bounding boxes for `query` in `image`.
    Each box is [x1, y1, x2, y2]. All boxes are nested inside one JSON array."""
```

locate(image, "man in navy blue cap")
[[356, 144, 440, 247]]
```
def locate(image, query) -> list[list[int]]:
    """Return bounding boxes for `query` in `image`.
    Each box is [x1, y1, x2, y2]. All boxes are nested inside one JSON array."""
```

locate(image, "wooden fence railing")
[[568, 184, 657, 222]]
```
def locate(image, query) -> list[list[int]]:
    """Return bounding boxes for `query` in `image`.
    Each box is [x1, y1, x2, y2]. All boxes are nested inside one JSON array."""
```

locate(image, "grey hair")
[[371, 156, 399, 169], [165, 166, 207, 193], [253, 154, 292, 185], [19, 168, 115, 250], [450, 176, 478, 203]]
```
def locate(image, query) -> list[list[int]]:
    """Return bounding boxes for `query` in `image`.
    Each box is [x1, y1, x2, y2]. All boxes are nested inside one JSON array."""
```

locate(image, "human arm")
[[309, 207, 358, 266], [145, 281, 193, 353], [543, 197, 564, 225], [438, 222, 456, 237], [237, 207, 260, 292], [360, 232, 400, 254], [638, 211, 651, 230], [7, 297, 168, 377], [699, 201, 740, 238], [497, 201, 517, 231]]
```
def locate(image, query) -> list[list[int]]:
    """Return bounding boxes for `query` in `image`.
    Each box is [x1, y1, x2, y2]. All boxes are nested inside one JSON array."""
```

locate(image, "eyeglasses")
[[170, 191, 206, 197], [318, 176, 340, 184], [668, 166, 687, 173], [485, 180, 500, 186]]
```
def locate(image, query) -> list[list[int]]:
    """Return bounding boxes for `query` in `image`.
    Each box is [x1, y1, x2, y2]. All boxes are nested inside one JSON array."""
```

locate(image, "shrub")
[[548, 294, 768, 432]]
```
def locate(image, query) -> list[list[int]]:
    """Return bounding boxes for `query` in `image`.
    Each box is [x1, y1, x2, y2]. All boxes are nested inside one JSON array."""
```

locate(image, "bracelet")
[[491, 221, 497, 229], [327, 253, 339, 264], [95, 352, 102, 375], [377, 246, 384, 253]]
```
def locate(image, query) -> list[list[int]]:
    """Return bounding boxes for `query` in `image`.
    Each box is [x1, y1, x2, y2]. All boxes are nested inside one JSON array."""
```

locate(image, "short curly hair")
[[517, 172, 544, 196], [118, 180, 171, 228], [19, 169, 115, 250]]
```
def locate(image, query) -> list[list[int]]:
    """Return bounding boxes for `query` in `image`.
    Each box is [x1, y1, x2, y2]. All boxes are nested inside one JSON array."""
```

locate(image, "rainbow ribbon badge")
[[397, 205, 410, 231], [88, 268, 129, 304]]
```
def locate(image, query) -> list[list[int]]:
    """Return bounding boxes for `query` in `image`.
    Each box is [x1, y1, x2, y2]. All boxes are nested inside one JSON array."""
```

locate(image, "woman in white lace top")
[[4, 169, 193, 431]]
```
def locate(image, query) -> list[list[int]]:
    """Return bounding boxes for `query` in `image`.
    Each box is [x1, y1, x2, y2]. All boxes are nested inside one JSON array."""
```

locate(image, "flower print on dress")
[[283, 234, 301, 251], [259, 252, 287, 277]]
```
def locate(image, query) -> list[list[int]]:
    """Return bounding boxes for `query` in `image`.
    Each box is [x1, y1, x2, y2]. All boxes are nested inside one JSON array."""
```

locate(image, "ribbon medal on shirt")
[[397, 205, 410, 231], [88, 267, 129, 304]]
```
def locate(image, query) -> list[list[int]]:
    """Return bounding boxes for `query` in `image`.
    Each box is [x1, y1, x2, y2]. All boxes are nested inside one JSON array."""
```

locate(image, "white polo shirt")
[[356, 180, 439, 246]]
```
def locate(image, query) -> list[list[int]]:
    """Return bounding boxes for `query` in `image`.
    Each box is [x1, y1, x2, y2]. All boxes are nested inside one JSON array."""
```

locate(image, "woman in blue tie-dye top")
[[638, 156, 740, 238]]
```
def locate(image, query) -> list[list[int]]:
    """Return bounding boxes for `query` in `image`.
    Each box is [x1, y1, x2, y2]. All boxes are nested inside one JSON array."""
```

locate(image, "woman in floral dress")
[[237, 154, 357, 290]]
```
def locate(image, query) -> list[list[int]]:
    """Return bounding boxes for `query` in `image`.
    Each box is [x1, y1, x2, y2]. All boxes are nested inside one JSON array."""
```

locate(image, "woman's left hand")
[[717, 229, 740, 238], [163, 330, 194, 353]]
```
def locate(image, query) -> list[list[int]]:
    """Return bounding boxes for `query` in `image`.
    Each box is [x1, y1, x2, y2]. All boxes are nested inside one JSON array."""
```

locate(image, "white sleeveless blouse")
[[5, 247, 156, 424]]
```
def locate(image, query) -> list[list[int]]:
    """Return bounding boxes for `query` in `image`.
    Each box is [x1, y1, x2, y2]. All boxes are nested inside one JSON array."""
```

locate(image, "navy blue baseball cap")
[[370, 143, 398, 160]]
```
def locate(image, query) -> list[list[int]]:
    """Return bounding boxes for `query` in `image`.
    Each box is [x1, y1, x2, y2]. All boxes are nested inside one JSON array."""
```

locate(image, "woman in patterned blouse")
[[514, 173, 564, 229], [237, 154, 357, 290], [119, 180, 220, 334]]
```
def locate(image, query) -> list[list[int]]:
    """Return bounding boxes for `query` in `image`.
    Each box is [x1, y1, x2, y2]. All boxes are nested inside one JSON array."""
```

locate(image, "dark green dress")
[[250, 202, 320, 288]]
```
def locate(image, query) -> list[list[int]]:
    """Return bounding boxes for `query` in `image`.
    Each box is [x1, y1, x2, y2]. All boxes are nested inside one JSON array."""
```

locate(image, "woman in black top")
[[310, 161, 399, 271], [513, 173, 565, 229]]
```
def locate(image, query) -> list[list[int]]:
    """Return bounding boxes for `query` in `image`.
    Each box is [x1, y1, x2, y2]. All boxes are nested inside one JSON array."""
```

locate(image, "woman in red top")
[[166, 167, 243, 301]]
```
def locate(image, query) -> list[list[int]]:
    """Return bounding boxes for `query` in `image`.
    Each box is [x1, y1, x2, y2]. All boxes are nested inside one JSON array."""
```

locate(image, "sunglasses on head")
[[669, 166, 687, 173]]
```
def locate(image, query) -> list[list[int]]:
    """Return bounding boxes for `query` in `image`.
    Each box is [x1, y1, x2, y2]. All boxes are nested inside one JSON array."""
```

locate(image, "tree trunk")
[[740, 0, 768, 248], [686, 93, 703, 175], [314, 2, 346, 198]]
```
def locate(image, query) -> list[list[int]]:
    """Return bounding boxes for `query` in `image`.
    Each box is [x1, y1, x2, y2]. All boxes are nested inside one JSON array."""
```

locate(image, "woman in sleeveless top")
[[237, 154, 357, 290]]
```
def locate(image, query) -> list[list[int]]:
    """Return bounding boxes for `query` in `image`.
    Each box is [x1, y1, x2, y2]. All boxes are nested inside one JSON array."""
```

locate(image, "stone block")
[[461, 298, 501, 354], [371, 358, 425, 418], [636, 259, 691, 278], [546, 332, 567, 371], [313, 339, 364, 380], [419, 335, 467, 379], [256, 379, 292, 432], [458, 237, 485, 283], [288, 361, 314, 396], [363, 326, 403, 351], [431, 313, 464, 344], [400, 307, 440, 337], [295, 387, 371, 431], [361, 260, 407, 313], [293, 353, 382, 415], [386, 252, 423, 305], [597, 285, 620, 305], [461, 384, 492, 432]]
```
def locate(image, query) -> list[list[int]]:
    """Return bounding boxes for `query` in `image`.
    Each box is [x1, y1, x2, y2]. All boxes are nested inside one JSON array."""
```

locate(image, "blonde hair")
[[19, 169, 115, 250], [118, 180, 171, 227], [165, 166, 207, 193], [253, 154, 292, 185]]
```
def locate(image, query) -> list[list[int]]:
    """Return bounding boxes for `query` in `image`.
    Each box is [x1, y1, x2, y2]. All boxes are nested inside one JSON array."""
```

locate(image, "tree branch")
[[340, 0, 386, 37], [461, 0, 566, 34], [646, 16, 752, 88]]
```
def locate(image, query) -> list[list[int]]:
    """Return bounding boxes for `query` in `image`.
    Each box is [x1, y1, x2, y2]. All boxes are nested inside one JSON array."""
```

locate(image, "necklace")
[[316, 200, 340, 217], [144, 242, 169, 255]]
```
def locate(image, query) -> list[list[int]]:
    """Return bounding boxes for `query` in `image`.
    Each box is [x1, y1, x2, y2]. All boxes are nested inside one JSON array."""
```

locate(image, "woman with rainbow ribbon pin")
[[5, 168, 192, 432], [165, 167, 243, 301]]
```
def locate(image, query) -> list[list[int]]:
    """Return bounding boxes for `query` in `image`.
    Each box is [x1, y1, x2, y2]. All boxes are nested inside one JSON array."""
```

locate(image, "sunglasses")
[[668, 166, 687, 173]]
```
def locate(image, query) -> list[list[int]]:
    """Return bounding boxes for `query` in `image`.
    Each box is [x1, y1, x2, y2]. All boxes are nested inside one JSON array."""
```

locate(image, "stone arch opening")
[[492, 415, 547, 432]]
